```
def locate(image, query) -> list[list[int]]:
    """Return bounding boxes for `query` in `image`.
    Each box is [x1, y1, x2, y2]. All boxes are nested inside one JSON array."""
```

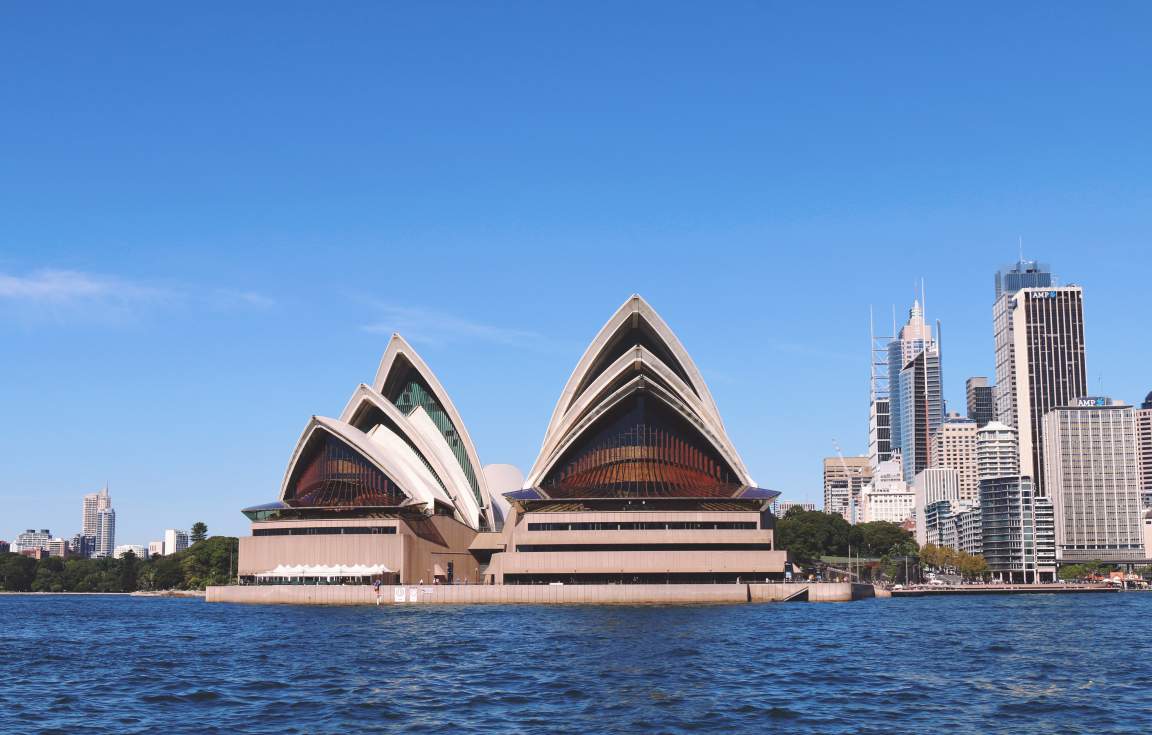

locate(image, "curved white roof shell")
[[372, 334, 494, 528], [276, 337, 493, 530], [527, 295, 754, 489]]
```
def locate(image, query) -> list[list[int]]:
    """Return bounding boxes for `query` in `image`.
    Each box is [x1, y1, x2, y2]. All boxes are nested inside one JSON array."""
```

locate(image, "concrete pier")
[[205, 582, 875, 605]]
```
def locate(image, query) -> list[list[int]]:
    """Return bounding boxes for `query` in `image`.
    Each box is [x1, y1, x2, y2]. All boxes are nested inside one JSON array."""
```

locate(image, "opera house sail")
[[473, 295, 787, 584], [235, 296, 787, 588], [237, 335, 494, 585]]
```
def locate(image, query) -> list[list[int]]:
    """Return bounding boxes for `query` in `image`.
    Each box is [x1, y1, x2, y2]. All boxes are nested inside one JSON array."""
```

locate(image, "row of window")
[[526, 521, 758, 531], [504, 572, 782, 585], [515, 543, 774, 552], [253, 526, 398, 536]]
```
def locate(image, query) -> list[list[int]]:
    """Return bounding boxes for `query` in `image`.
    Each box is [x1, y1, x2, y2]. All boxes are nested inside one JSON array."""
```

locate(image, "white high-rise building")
[[11, 529, 52, 553], [114, 544, 148, 559], [912, 468, 959, 546], [148, 540, 164, 557], [977, 421, 1020, 481], [860, 458, 914, 524], [163, 529, 190, 556], [1042, 397, 1144, 562], [94, 508, 116, 558], [930, 414, 979, 503]]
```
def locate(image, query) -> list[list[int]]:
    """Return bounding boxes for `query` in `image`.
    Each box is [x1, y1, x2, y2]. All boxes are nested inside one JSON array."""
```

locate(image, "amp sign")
[[1076, 397, 1108, 407]]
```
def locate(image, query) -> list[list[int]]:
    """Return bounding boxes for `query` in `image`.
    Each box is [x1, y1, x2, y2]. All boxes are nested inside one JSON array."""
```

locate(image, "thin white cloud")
[[0, 269, 166, 303], [363, 304, 542, 348], [0, 269, 273, 324], [209, 289, 276, 309]]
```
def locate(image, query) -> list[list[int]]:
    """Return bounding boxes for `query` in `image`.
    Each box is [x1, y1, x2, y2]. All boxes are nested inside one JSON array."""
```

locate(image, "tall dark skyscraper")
[[993, 260, 1054, 430], [997, 284, 1088, 496], [994, 259, 1053, 300], [899, 344, 943, 480], [966, 377, 995, 428], [886, 301, 943, 481]]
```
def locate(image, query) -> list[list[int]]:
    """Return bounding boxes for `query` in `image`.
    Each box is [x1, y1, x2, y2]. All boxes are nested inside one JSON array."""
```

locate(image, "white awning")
[[254, 563, 394, 577]]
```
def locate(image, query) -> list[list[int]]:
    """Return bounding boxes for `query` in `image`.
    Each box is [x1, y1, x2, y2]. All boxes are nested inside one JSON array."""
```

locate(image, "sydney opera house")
[[237, 296, 788, 586]]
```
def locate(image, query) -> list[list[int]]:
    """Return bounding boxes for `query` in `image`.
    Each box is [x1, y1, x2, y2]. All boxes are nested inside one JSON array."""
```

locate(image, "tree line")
[[0, 535, 237, 593], [775, 507, 1002, 583], [919, 543, 989, 579], [775, 507, 916, 561]]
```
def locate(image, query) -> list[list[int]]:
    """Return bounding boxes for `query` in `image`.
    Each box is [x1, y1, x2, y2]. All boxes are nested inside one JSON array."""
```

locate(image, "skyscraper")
[[1042, 397, 1144, 562], [965, 377, 995, 428], [981, 476, 1051, 583], [975, 420, 1056, 583], [993, 260, 1053, 431], [888, 300, 935, 460], [1136, 391, 1152, 509], [899, 343, 943, 481], [94, 507, 116, 558], [930, 414, 979, 503], [995, 283, 1087, 495], [868, 311, 893, 467], [82, 488, 111, 557]]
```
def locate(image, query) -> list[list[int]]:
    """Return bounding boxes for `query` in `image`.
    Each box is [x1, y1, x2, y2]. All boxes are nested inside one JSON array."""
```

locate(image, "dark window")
[[541, 392, 741, 499], [515, 543, 773, 552], [504, 572, 783, 585], [253, 526, 398, 536], [285, 431, 408, 508], [526, 521, 757, 531]]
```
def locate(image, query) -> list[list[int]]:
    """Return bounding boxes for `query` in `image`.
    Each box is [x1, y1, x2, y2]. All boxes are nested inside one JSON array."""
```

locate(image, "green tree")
[[0, 553, 37, 591], [776, 510, 852, 562], [957, 553, 988, 580], [939, 546, 959, 572], [151, 554, 185, 590], [919, 544, 940, 569], [118, 550, 140, 592], [851, 521, 914, 557], [880, 540, 920, 584], [190, 522, 208, 545]]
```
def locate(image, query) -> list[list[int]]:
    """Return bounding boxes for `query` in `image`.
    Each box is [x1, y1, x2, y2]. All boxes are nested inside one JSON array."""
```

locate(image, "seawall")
[[205, 582, 875, 605]]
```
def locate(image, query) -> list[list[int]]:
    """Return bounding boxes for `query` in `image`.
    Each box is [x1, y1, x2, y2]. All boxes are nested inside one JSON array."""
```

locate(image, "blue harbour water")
[[2, 593, 1150, 734]]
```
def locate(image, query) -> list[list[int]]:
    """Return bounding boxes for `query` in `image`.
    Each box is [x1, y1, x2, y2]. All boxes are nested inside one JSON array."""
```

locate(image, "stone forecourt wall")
[[205, 582, 874, 605]]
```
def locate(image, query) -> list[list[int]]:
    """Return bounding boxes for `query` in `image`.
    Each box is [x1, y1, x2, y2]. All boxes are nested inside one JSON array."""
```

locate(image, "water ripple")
[[2, 594, 1152, 733]]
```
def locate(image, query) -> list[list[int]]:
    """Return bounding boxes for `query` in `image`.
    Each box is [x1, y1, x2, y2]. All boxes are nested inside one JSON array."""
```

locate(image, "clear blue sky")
[[2, 3, 1150, 545]]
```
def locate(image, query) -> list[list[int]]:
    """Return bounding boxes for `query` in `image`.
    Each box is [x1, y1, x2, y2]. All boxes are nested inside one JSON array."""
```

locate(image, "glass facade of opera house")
[[236, 296, 788, 585]]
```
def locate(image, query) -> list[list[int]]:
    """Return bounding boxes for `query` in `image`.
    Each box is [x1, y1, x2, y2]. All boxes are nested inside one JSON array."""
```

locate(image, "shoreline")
[[204, 582, 874, 605], [0, 590, 205, 597]]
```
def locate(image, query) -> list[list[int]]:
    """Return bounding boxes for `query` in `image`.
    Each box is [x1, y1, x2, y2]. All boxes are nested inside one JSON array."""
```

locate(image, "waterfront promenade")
[[891, 583, 1119, 597], [206, 581, 875, 605]]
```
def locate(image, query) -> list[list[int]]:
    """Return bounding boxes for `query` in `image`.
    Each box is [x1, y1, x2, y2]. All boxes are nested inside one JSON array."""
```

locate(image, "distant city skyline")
[[3, 4, 1152, 542]]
